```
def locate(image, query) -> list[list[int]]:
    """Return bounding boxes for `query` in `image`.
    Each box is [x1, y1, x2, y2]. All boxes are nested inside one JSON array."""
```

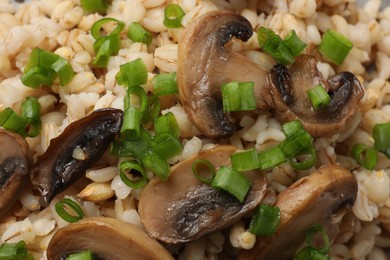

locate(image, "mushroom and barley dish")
[[0, 0, 389, 259]]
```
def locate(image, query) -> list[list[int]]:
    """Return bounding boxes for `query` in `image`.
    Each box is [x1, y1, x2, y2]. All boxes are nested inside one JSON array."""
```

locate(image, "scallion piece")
[[282, 120, 305, 139], [263, 35, 294, 65], [0, 241, 34, 260], [23, 48, 59, 72], [163, 4, 185, 28], [121, 107, 142, 140], [0, 108, 29, 136], [294, 246, 329, 260], [307, 85, 331, 110], [142, 152, 170, 180], [211, 166, 251, 203], [258, 146, 287, 170], [222, 81, 256, 112], [249, 204, 280, 236], [119, 160, 148, 189], [21, 97, 41, 137], [154, 112, 179, 138], [55, 198, 84, 223], [373, 123, 390, 158], [231, 149, 260, 171], [257, 26, 276, 48], [93, 34, 121, 68], [150, 132, 183, 160], [352, 143, 377, 170], [111, 127, 152, 158], [318, 29, 353, 65], [192, 159, 216, 184], [127, 22, 152, 46], [21, 66, 57, 88], [152, 73, 178, 96], [283, 29, 307, 56], [290, 146, 317, 170], [66, 250, 94, 260], [80, 0, 108, 14], [90, 18, 125, 40], [51, 57, 75, 86], [142, 95, 161, 123], [280, 131, 313, 159], [116, 58, 148, 87], [306, 224, 330, 255]]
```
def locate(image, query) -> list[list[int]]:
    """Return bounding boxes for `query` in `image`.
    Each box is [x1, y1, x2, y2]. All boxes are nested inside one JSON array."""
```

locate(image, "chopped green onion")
[[249, 204, 280, 236], [211, 166, 251, 203], [152, 73, 178, 96], [0, 241, 34, 260], [318, 29, 353, 65], [257, 26, 276, 48], [127, 22, 152, 46], [163, 4, 185, 28], [93, 34, 121, 68], [231, 149, 260, 171], [222, 81, 256, 112], [258, 146, 287, 170], [282, 120, 305, 139], [373, 123, 390, 158], [23, 48, 59, 72], [352, 144, 377, 170], [142, 95, 161, 123], [0, 108, 29, 136], [66, 250, 94, 260], [307, 85, 331, 110], [90, 18, 125, 40], [116, 58, 148, 87], [51, 57, 75, 86], [111, 127, 152, 158], [121, 107, 142, 140], [280, 131, 313, 159], [150, 132, 183, 160], [125, 85, 148, 112], [142, 152, 170, 180], [154, 112, 179, 138], [306, 224, 330, 255], [290, 146, 317, 170], [192, 159, 216, 184], [283, 30, 307, 56], [119, 160, 148, 189], [295, 246, 329, 260], [263, 35, 294, 65], [80, 0, 109, 14], [55, 198, 84, 223], [21, 97, 41, 137], [21, 66, 57, 88]]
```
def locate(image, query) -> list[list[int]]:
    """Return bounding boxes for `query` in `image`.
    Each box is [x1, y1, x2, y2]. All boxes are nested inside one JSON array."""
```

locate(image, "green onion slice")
[[231, 149, 260, 171], [150, 132, 183, 160], [163, 4, 185, 28], [283, 29, 307, 56], [307, 85, 331, 110], [116, 58, 148, 87], [373, 123, 390, 158], [211, 166, 251, 203], [352, 143, 377, 170], [192, 159, 216, 184], [257, 26, 277, 48], [142, 152, 170, 180], [66, 250, 94, 260], [258, 146, 287, 171], [282, 120, 305, 139], [127, 22, 153, 46], [142, 95, 161, 123], [152, 72, 178, 96], [80, 0, 109, 14], [154, 112, 180, 138], [263, 35, 294, 65], [249, 204, 280, 236], [0, 108, 29, 136], [222, 81, 256, 112], [119, 160, 148, 189], [90, 17, 125, 40], [280, 131, 313, 159], [290, 146, 317, 170], [51, 57, 75, 86], [21, 66, 57, 88], [111, 127, 152, 158], [0, 241, 34, 260], [93, 34, 121, 68], [121, 107, 142, 140], [318, 29, 353, 65], [21, 97, 41, 137], [306, 224, 330, 255], [294, 246, 329, 260], [55, 198, 84, 223]]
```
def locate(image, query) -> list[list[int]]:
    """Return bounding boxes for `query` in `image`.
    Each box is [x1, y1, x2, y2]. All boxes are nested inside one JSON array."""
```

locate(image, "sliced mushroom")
[[138, 145, 267, 244], [239, 164, 357, 260], [0, 129, 32, 217], [47, 217, 173, 260], [177, 11, 271, 139], [31, 108, 123, 204], [268, 54, 364, 137]]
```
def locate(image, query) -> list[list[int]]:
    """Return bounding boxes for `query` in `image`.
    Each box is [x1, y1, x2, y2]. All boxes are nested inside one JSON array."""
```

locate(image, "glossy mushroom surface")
[[138, 145, 267, 243], [239, 164, 357, 260], [0, 129, 32, 217], [31, 108, 123, 204], [47, 217, 173, 260]]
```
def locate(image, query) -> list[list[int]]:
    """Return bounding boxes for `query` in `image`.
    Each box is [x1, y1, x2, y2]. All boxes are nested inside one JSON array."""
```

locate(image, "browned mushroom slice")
[[239, 164, 357, 260], [47, 217, 173, 260], [0, 129, 32, 217], [31, 108, 123, 204], [138, 145, 267, 244], [177, 11, 271, 139], [268, 54, 364, 137]]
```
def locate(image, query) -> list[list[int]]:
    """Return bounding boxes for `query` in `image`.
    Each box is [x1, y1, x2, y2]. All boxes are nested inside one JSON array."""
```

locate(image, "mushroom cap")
[[31, 108, 123, 204], [0, 129, 32, 217], [177, 11, 270, 139], [268, 54, 364, 137], [47, 217, 173, 260], [239, 164, 357, 260], [138, 145, 267, 243]]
